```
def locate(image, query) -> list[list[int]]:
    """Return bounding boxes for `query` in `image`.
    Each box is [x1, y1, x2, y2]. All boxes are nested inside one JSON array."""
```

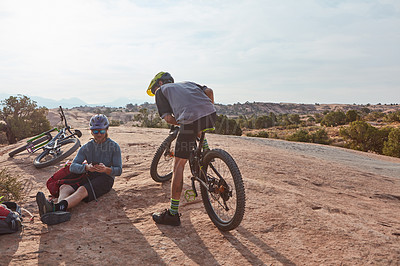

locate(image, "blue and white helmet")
[[89, 114, 109, 130]]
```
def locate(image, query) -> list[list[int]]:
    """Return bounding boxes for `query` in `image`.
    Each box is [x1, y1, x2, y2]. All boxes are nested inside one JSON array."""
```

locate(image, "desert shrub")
[[365, 111, 385, 122], [310, 129, 331, 145], [314, 113, 324, 123], [133, 108, 167, 128], [254, 116, 273, 129], [0, 131, 7, 144], [383, 128, 400, 158], [289, 114, 301, 125], [384, 111, 400, 122], [246, 131, 269, 138], [215, 115, 242, 136], [287, 129, 311, 142], [339, 121, 390, 153], [109, 120, 121, 127], [0, 95, 51, 144], [346, 110, 360, 123], [0, 168, 23, 201], [321, 111, 346, 127]]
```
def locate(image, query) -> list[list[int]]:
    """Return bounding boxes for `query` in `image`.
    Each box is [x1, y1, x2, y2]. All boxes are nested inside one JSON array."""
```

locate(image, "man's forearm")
[[163, 114, 179, 125]]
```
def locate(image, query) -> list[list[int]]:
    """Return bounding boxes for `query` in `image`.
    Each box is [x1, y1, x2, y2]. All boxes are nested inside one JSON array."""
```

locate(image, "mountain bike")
[[150, 125, 246, 231], [8, 106, 82, 169]]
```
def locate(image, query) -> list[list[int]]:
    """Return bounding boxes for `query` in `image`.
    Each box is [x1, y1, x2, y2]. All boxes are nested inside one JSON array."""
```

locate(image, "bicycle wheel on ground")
[[8, 135, 52, 158], [33, 138, 80, 169], [150, 133, 177, 182], [200, 148, 246, 231]]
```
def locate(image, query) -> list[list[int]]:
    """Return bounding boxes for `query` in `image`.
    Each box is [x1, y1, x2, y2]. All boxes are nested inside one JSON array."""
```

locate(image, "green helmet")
[[147, 72, 174, 96]]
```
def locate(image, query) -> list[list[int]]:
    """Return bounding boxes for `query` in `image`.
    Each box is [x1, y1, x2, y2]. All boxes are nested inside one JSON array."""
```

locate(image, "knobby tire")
[[150, 133, 177, 182], [200, 149, 246, 231], [33, 138, 80, 169]]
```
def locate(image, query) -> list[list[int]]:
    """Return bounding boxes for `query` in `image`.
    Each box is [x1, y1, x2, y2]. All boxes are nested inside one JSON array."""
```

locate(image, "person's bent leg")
[[58, 184, 76, 201], [62, 186, 89, 209]]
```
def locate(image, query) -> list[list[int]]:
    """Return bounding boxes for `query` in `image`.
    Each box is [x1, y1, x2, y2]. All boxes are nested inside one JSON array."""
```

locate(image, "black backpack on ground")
[[0, 202, 23, 234]]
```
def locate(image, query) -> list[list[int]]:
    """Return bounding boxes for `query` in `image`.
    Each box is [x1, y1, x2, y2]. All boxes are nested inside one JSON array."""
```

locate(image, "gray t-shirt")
[[156, 81, 216, 125]]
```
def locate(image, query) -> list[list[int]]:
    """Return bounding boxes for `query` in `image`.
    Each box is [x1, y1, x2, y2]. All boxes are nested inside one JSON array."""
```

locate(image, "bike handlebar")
[[58, 106, 73, 134]]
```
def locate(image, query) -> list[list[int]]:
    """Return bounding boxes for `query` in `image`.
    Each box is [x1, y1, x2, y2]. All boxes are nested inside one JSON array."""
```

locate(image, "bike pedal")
[[184, 189, 196, 202]]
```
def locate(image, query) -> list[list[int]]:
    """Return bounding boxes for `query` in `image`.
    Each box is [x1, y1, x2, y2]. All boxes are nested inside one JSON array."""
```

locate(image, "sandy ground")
[[1, 125, 400, 265]]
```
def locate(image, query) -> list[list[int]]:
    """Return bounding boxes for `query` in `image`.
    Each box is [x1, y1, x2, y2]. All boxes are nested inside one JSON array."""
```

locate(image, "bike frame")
[[188, 131, 214, 198], [25, 128, 58, 153], [24, 106, 77, 153]]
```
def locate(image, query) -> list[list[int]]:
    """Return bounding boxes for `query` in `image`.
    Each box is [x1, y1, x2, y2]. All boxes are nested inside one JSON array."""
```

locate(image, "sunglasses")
[[92, 129, 106, 134]]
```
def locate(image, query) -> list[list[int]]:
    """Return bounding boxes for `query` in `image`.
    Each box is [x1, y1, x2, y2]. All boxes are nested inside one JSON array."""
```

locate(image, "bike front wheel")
[[150, 133, 177, 182], [33, 138, 80, 169], [200, 149, 246, 231]]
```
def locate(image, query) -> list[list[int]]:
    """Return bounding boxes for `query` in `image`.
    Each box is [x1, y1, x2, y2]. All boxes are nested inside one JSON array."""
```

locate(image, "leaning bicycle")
[[150, 126, 246, 231], [9, 106, 82, 169]]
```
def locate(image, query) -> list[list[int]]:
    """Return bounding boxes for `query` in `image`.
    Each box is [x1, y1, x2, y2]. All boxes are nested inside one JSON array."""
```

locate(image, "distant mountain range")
[[0, 93, 146, 109]]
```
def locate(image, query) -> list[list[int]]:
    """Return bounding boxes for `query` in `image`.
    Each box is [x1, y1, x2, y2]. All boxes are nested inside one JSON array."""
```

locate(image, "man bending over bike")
[[36, 114, 122, 225], [147, 72, 216, 226]]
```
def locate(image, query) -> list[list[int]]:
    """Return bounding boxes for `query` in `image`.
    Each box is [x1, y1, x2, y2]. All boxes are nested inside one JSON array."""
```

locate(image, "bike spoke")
[[205, 157, 237, 223]]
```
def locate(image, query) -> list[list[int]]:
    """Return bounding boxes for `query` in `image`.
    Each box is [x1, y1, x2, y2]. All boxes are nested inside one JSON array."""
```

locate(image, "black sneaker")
[[152, 209, 181, 226], [41, 211, 71, 225], [36, 192, 55, 216]]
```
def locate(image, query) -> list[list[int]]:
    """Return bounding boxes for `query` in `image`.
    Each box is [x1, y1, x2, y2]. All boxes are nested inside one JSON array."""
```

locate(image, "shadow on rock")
[[37, 189, 165, 265]]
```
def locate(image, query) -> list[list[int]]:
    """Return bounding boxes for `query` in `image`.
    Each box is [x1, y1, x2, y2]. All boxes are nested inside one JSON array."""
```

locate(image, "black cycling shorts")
[[70, 172, 114, 202], [175, 112, 216, 159]]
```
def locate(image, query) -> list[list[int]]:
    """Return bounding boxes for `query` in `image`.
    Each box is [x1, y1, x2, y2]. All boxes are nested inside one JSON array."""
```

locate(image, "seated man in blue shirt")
[[36, 114, 122, 225]]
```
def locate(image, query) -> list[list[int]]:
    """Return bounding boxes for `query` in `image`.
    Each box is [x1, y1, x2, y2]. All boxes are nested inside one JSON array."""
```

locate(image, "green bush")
[[215, 115, 242, 136], [339, 121, 390, 153], [321, 111, 346, 127], [287, 129, 311, 142], [0, 95, 51, 144], [310, 129, 331, 145], [133, 108, 168, 128], [384, 111, 400, 122], [346, 110, 360, 123], [383, 128, 400, 158], [246, 131, 269, 138], [0, 168, 23, 201], [109, 120, 121, 127]]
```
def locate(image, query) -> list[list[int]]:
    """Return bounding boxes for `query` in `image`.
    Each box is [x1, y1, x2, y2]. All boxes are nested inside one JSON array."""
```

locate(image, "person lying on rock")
[[36, 114, 122, 225], [147, 71, 216, 226]]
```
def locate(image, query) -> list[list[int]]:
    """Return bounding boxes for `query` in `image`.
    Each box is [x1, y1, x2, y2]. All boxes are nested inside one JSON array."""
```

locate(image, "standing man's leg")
[[169, 157, 187, 215]]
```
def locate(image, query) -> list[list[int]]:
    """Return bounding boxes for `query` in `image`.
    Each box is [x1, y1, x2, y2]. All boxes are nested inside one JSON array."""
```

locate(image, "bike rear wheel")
[[200, 149, 245, 231], [8, 135, 52, 157], [33, 138, 80, 169], [150, 133, 177, 182]]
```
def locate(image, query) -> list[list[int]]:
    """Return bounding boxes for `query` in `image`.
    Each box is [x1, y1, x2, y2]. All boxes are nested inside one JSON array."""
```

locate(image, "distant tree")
[[384, 111, 400, 122], [314, 113, 324, 123], [215, 115, 242, 136], [339, 121, 390, 153], [0, 95, 51, 144], [126, 103, 135, 111], [255, 116, 273, 129], [133, 108, 166, 128], [289, 114, 301, 125], [310, 129, 331, 145], [345, 110, 360, 123], [360, 107, 371, 114], [321, 111, 346, 127], [383, 128, 400, 158]]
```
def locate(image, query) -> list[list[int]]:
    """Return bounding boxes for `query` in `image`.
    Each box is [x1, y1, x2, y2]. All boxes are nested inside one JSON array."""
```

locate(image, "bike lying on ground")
[[150, 125, 246, 231], [8, 106, 82, 169]]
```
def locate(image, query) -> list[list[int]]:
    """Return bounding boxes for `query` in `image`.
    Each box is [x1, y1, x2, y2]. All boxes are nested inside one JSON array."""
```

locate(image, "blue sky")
[[0, 0, 399, 105]]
